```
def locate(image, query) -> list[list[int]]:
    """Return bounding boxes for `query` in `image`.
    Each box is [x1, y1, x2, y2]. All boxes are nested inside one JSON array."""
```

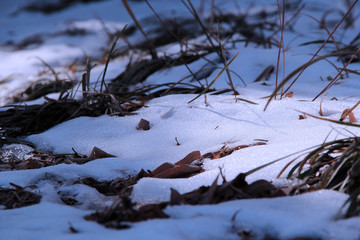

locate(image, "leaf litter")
[[0, 137, 271, 230], [84, 172, 285, 230]]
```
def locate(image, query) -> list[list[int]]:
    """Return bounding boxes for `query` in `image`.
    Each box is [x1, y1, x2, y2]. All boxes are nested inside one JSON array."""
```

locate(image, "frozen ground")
[[1, 0, 360, 239]]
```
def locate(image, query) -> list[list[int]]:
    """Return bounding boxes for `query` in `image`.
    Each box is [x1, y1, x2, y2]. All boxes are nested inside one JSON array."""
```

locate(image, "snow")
[[1, 0, 360, 239]]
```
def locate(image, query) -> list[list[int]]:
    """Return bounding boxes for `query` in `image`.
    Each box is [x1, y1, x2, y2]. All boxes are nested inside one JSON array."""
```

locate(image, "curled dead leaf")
[[175, 151, 201, 165], [349, 111, 356, 123], [285, 91, 294, 98], [340, 109, 356, 123]]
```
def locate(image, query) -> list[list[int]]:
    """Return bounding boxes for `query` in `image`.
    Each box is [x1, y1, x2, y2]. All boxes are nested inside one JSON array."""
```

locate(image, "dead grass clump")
[[109, 51, 217, 95], [0, 93, 144, 137], [13, 79, 75, 102], [281, 136, 360, 218], [0, 183, 41, 209], [0, 145, 115, 171]]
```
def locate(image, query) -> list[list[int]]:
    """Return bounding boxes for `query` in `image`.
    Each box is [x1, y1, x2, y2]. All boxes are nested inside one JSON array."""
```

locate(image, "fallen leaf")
[[285, 91, 294, 98], [136, 118, 150, 130], [170, 188, 184, 205], [340, 109, 350, 120], [153, 164, 202, 178], [340, 108, 356, 123], [244, 180, 286, 198], [212, 152, 221, 159], [349, 111, 356, 123], [151, 162, 175, 176], [233, 145, 250, 151], [199, 175, 219, 204], [89, 147, 116, 160], [175, 151, 201, 165], [299, 114, 306, 120]]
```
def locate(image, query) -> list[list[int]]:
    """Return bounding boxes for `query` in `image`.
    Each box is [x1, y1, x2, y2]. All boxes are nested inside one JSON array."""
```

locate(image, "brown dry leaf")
[[170, 188, 185, 205], [299, 114, 306, 120], [285, 91, 294, 98], [349, 111, 356, 123], [244, 180, 286, 198], [151, 162, 175, 176], [198, 175, 220, 204], [340, 108, 356, 122], [152, 164, 202, 178], [136, 118, 150, 130], [89, 147, 116, 160], [202, 143, 263, 160], [85, 173, 286, 230], [233, 145, 250, 151], [319, 92, 328, 116], [172, 173, 285, 205], [175, 151, 201, 165], [341, 109, 350, 120], [212, 152, 221, 159]]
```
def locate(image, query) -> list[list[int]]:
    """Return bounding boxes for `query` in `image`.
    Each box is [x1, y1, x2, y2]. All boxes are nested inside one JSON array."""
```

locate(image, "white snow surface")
[[1, 0, 360, 239]]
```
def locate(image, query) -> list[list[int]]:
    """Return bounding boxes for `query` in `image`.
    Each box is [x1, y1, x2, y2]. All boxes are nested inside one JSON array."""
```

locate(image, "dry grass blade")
[[264, 51, 356, 110], [244, 145, 319, 177], [188, 52, 239, 103], [340, 100, 360, 121], [122, 0, 157, 59], [304, 14, 347, 76], [275, 0, 286, 98], [36, 57, 59, 82], [285, 135, 360, 218], [122, 0, 147, 41], [313, 47, 360, 101], [300, 111, 360, 127], [254, 65, 274, 82], [232, 98, 258, 105], [280, 0, 358, 97], [216, 22, 237, 95], [100, 25, 127, 93], [279, 107, 360, 218], [319, 92, 328, 116], [181, 0, 217, 50], [144, 0, 180, 43]]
